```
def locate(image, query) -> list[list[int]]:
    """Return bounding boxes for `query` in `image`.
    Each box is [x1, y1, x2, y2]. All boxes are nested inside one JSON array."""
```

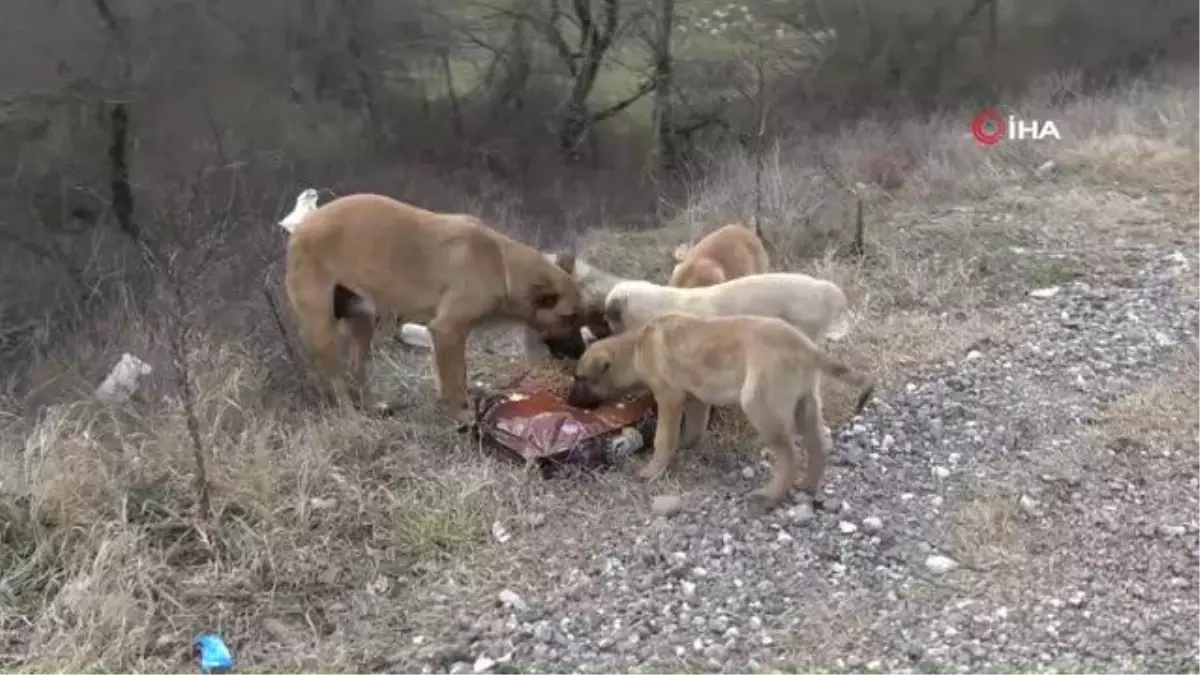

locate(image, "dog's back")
[[669, 223, 769, 289], [647, 312, 863, 399], [707, 273, 849, 342], [287, 193, 502, 321]]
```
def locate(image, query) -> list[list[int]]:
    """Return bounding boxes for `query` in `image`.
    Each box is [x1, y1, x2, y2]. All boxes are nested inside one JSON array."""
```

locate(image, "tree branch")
[[589, 77, 655, 123]]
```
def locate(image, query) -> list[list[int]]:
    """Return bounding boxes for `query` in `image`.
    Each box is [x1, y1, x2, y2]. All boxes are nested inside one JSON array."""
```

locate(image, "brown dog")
[[285, 193, 583, 424], [569, 312, 873, 510], [668, 223, 769, 289]]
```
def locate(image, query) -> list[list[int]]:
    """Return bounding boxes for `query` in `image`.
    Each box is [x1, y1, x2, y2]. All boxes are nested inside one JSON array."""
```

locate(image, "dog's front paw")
[[637, 462, 668, 482], [749, 487, 789, 513], [440, 401, 477, 428], [796, 490, 827, 512]]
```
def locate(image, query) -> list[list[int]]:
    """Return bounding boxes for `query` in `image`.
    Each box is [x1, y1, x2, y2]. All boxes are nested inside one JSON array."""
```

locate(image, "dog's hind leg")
[[289, 281, 352, 408], [345, 310, 377, 410], [742, 383, 797, 509], [793, 393, 831, 499], [679, 397, 710, 450]]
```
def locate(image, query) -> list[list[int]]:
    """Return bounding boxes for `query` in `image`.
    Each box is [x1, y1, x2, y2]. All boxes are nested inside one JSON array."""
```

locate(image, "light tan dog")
[[285, 193, 583, 424], [605, 272, 850, 343], [668, 222, 769, 289], [568, 312, 873, 509]]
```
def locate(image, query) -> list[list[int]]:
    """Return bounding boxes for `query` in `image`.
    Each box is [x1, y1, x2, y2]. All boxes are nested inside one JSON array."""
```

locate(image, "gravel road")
[[361, 235, 1198, 674]]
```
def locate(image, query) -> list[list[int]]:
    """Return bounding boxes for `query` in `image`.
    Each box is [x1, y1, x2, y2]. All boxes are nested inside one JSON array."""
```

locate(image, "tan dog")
[[569, 312, 873, 509], [668, 223, 769, 289], [285, 193, 583, 424]]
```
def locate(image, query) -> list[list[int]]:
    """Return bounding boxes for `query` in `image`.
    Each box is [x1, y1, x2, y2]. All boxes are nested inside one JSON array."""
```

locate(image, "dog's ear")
[[671, 243, 690, 263]]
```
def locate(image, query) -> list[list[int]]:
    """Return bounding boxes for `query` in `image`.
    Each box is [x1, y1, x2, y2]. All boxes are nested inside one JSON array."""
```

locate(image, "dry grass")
[[1, 67, 1196, 671], [1094, 345, 1200, 454], [945, 491, 1029, 571]]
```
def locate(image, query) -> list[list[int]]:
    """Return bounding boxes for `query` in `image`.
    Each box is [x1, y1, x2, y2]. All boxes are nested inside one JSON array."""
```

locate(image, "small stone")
[[966, 350, 982, 361], [691, 567, 709, 577], [788, 503, 815, 524], [491, 520, 511, 544], [261, 617, 289, 640], [862, 516, 883, 532], [925, 555, 960, 574], [309, 496, 337, 510], [497, 589, 527, 612], [680, 581, 697, 597], [1159, 524, 1187, 537], [838, 521, 858, 534], [1029, 286, 1061, 299], [1034, 159, 1057, 177], [473, 656, 496, 673], [1019, 495, 1038, 513], [652, 495, 684, 517], [932, 466, 951, 479], [777, 530, 794, 543], [741, 466, 755, 479]]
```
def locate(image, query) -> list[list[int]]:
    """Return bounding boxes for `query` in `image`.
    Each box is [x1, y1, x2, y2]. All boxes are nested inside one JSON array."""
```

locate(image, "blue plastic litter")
[[193, 632, 235, 674]]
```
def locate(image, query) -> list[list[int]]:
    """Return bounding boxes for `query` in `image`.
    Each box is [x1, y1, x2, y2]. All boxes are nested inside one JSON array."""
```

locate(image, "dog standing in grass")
[[668, 222, 770, 289], [664, 221, 771, 436], [285, 193, 584, 424], [569, 312, 873, 509]]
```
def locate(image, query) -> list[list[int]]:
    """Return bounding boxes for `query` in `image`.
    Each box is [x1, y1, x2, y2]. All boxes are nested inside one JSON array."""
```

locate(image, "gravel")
[[379, 244, 1198, 674]]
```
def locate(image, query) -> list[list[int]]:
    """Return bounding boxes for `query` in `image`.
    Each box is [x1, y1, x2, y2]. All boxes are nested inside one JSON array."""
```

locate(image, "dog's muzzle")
[[565, 378, 606, 409]]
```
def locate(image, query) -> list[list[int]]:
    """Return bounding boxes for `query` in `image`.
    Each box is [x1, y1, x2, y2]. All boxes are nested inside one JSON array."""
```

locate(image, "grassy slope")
[[0, 65, 1196, 672]]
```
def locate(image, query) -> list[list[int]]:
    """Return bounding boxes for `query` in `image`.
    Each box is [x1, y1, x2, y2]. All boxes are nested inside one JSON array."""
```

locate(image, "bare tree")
[[491, 0, 655, 160], [91, 0, 140, 245]]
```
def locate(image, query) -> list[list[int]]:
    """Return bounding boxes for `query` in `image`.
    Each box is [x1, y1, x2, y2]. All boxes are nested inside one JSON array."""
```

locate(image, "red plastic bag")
[[476, 370, 658, 477]]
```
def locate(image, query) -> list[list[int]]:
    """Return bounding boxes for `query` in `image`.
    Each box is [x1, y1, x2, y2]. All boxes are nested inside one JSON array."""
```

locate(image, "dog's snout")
[[566, 378, 605, 409]]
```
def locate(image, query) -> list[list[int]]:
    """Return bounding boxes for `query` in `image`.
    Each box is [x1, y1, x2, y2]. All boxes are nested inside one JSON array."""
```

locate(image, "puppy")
[[569, 312, 873, 509], [668, 222, 769, 289], [667, 223, 771, 444], [285, 193, 583, 424], [605, 272, 850, 343]]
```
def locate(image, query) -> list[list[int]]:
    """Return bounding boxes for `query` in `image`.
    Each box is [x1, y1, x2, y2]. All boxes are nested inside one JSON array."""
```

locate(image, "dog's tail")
[[805, 339, 875, 415]]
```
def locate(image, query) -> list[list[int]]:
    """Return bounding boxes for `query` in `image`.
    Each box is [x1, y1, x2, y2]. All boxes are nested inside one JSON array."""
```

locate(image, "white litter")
[[1028, 286, 1061, 299], [94, 353, 152, 404], [398, 323, 435, 349]]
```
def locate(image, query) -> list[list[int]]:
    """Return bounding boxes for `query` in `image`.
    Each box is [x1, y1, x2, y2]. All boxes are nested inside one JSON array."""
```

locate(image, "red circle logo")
[[972, 108, 1006, 146]]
